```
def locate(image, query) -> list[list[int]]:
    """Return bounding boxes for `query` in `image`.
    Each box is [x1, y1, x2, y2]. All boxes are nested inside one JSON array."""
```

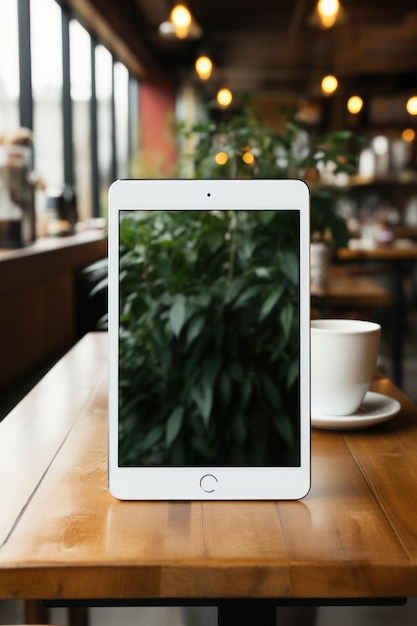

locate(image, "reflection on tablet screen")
[[118, 209, 300, 468]]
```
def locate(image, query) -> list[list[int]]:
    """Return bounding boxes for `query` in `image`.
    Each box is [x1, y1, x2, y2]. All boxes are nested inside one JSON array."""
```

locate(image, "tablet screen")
[[117, 209, 301, 469]]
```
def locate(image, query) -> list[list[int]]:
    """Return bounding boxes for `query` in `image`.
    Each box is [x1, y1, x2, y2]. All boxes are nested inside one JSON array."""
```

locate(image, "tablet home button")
[[200, 474, 218, 493]]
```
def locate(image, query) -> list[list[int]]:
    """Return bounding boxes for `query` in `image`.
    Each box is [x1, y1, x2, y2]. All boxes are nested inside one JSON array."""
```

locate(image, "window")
[[0, 1, 20, 134], [96, 44, 113, 217], [114, 62, 129, 179], [70, 19, 92, 222], [0, 0, 138, 224], [31, 0, 64, 187]]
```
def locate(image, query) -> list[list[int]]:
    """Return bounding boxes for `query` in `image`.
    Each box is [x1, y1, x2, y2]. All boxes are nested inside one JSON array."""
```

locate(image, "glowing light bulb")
[[242, 151, 255, 165], [402, 128, 415, 142], [406, 96, 417, 116], [171, 4, 191, 27], [216, 88, 233, 107], [215, 152, 228, 165], [195, 56, 213, 80], [321, 74, 338, 95], [347, 95, 363, 114], [318, 0, 339, 17], [170, 4, 191, 39], [317, 0, 340, 28]]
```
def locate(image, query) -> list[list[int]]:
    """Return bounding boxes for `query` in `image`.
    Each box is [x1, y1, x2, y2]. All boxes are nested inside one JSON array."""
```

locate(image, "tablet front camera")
[[206, 192, 211, 197]]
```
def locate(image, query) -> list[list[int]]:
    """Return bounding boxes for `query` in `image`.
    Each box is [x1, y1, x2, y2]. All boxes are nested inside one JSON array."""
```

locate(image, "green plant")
[[177, 104, 363, 247], [118, 209, 301, 466]]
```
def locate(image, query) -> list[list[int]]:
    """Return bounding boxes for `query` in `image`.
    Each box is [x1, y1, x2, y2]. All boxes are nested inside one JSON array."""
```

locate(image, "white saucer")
[[312, 392, 401, 430]]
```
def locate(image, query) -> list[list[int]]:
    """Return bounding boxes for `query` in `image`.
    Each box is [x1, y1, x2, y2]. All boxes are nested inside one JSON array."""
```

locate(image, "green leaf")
[[224, 276, 246, 304], [219, 373, 232, 407], [259, 286, 284, 321], [281, 252, 299, 285], [287, 358, 299, 388], [254, 267, 271, 279], [203, 353, 221, 387], [280, 302, 294, 341], [165, 406, 184, 448], [138, 424, 164, 453], [233, 284, 263, 309], [186, 314, 206, 346], [191, 382, 213, 426], [169, 293, 186, 337], [262, 374, 282, 411]]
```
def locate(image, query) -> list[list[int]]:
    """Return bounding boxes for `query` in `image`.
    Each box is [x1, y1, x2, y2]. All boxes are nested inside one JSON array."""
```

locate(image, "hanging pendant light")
[[159, 3, 202, 40], [406, 96, 417, 116], [317, 0, 340, 28], [309, 0, 347, 29], [347, 95, 363, 114], [170, 4, 191, 39], [195, 56, 213, 80], [216, 88, 233, 107], [321, 74, 338, 95]]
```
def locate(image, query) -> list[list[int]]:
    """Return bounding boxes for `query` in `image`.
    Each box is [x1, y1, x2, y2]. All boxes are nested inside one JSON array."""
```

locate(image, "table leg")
[[24, 600, 50, 623], [218, 605, 277, 626], [68, 606, 89, 626], [23, 601, 88, 626]]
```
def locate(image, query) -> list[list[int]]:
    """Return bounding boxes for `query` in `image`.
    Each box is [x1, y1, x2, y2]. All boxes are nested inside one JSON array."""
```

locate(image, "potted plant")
[[89, 104, 363, 463], [118, 208, 301, 466], [177, 103, 363, 287]]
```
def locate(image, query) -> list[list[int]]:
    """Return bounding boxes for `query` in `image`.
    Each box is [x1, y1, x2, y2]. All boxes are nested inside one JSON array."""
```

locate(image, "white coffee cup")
[[311, 319, 381, 416]]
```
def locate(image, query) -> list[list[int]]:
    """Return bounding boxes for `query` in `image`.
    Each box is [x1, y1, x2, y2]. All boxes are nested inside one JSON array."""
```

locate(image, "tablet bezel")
[[108, 179, 310, 500]]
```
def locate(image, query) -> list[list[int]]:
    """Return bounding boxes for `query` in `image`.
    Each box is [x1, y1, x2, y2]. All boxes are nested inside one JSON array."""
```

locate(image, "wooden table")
[[311, 266, 391, 311], [1, 333, 417, 626], [337, 243, 417, 263]]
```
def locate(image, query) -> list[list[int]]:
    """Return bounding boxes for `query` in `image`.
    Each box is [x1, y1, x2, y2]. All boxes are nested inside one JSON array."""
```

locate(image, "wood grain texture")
[[0, 333, 108, 552], [0, 334, 416, 602]]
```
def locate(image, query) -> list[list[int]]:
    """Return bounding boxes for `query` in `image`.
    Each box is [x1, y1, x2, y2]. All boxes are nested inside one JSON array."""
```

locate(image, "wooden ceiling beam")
[[59, 0, 161, 78]]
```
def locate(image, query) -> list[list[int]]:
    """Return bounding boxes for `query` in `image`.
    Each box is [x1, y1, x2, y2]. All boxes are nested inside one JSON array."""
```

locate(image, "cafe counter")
[[0, 230, 107, 394]]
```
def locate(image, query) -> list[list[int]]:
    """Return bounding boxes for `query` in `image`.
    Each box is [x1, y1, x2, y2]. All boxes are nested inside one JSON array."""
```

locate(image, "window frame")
[[13, 0, 136, 220]]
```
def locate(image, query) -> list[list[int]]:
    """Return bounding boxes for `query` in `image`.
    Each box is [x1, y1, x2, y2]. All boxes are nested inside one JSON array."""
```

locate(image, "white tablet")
[[108, 179, 310, 500]]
